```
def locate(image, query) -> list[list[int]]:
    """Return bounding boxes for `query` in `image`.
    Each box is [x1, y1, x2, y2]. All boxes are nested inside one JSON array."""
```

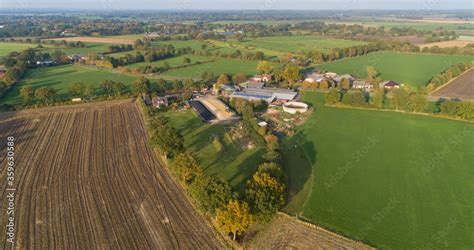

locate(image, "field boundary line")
[[430, 67, 474, 94], [277, 212, 375, 249], [325, 104, 474, 124], [135, 102, 232, 249]]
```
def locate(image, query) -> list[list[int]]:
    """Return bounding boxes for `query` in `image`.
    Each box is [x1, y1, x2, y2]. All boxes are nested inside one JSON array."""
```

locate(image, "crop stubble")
[[0, 100, 223, 249]]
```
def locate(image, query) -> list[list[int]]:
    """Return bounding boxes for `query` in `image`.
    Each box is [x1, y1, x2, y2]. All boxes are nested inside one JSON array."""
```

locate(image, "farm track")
[[0, 100, 223, 249]]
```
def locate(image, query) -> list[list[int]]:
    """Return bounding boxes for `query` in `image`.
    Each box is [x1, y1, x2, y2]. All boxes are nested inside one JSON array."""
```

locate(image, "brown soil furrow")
[[0, 100, 223, 249]]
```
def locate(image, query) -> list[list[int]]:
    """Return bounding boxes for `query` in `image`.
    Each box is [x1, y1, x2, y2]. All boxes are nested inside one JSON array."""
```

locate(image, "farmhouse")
[[304, 72, 326, 83], [333, 74, 355, 84], [68, 54, 86, 62], [152, 96, 168, 108], [380, 80, 400, 89], [250, 74, 272, 82]]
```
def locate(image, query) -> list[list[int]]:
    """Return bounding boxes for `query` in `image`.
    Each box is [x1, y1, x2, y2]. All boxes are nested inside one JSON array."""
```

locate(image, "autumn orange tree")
[[215, 200, 253, 241]]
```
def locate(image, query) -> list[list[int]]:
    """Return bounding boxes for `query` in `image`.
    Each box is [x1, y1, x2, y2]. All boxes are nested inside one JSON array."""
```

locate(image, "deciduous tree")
[[215, 200, 253, 241]]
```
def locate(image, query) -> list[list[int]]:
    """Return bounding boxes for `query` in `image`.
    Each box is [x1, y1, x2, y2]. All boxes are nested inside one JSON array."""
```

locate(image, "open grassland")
[[0, 42, 45, 57], [0, 64, 136, 105], [163, 58, 260, 78], [432, 68, 474, 100], [127, 55, 216, 69], [318, 52, 474, 87], [43, 42, 114, 55], [246, 213, 373, 249], [282, 92, 474, 249], [164, 110, 265, 190], [46, 36, 135, 44], [0, 101, 223, 249], [239, 36, 368, 54]]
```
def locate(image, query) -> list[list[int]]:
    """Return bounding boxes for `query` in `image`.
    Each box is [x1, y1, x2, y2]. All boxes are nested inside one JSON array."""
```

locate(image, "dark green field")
[[282, 92, 474, 248]]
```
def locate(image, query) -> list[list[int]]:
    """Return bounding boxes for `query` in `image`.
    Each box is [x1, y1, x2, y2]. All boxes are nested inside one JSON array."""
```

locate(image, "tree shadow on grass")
[[281, 130, 317, 213]]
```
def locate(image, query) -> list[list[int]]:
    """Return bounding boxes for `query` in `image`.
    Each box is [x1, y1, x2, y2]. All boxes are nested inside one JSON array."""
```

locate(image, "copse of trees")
[[245, 162, 285, 222]]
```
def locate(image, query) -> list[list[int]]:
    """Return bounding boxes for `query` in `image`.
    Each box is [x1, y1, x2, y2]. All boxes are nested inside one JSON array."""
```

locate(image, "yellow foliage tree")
[[215, 200, 253, 241]]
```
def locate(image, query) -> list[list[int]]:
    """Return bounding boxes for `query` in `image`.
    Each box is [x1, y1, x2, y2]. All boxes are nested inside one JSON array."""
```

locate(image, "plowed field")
[[0, 100, 223, 249]]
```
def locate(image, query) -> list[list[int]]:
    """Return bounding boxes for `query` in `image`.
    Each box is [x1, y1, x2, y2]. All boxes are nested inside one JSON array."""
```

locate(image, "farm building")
[[232, 87, 298, 103], [36, 60, 55, 66], [220, 84, 238, 97], [231, 92, 275, 103], [353, 80, 373, 91], [334, 74, 355, 84], [239, 80, 265, 89], [142, 94, 152, 105], [380, 80, 400, 89], [190, 101, 217, 122]]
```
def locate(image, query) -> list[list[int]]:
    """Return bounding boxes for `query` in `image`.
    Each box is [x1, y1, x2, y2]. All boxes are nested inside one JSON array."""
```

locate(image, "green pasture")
[[0, 64, 136, 105], [0, 42, 46, 57], [162, 58, 260, 78], [239, 35, 368, 54], [317, 52, 474, 87], [282, 91, 474, 248]]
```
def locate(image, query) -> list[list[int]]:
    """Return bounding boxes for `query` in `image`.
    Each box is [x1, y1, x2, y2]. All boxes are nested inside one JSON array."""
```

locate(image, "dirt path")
[[0, 100, 224, 249], [245, 213, 373, 250]]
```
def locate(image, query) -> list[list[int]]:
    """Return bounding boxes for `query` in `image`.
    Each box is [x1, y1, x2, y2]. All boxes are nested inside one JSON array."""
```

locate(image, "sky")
[[0, 0, 471, 10]]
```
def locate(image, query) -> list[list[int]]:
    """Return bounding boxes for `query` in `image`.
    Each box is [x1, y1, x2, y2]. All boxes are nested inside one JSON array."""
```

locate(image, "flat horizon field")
[[282, 92, 474, 248]]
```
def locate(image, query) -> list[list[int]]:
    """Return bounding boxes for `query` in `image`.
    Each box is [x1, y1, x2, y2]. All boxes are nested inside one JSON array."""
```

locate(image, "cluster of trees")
[[192, 48, 265, 61], [19, 86, 57, 104], [427, 62, 473, 91], [324, 88, 474, 121], [325, 88, 429, 113], [439, 100, 474, 121], [107, 44, 133, 53]]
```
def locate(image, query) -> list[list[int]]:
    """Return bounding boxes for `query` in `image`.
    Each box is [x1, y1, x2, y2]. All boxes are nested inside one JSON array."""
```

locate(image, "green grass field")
[[0, 42, 46, 57], [164, 110, 265, 190], [0, 64, 136, 105], [318, 52, 474, 87], [162, 58, 260, 78], [127, 55, 216, 69], [282, 92, 474, 248], [43, 42, 113, 55], [239, 36, 368, 54]]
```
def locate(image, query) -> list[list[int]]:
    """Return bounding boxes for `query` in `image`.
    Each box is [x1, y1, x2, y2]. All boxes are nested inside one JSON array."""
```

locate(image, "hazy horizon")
[[0, 0, 472, 11]]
